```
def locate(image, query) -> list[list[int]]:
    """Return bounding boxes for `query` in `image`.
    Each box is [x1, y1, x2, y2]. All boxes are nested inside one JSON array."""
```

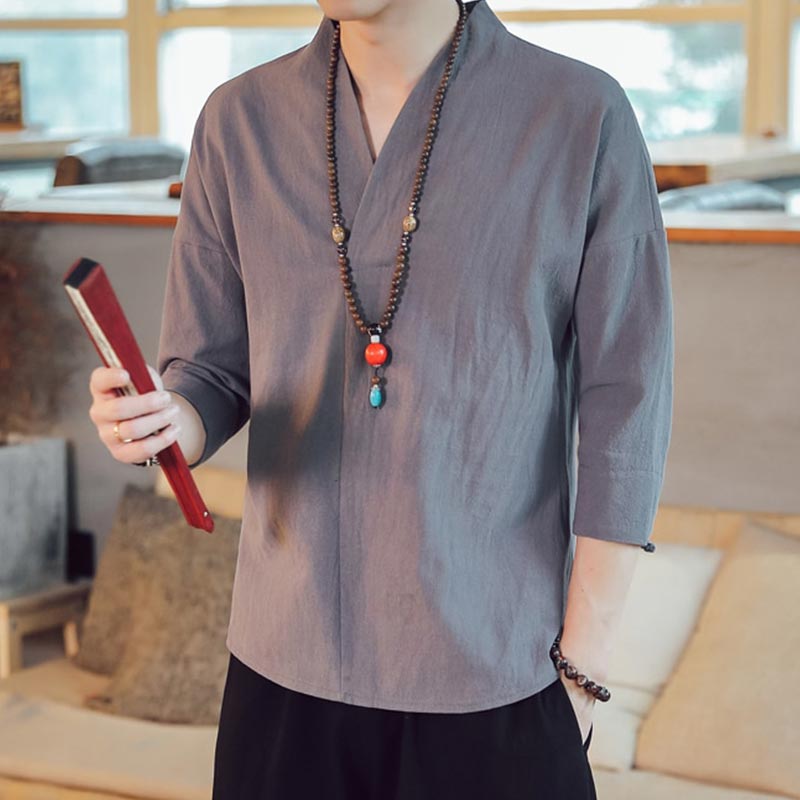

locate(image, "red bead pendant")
[[365, 337, 387, 366], [366, 331, 388, 409]]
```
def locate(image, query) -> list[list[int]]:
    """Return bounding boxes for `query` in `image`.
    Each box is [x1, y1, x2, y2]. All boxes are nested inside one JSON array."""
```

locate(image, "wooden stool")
[[0, 578, 93, 678]]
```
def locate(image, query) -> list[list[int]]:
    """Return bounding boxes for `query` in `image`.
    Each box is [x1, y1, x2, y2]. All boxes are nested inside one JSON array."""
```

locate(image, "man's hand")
[[556, 535, 644, 748], [88, 364, 206, 467], [88, 365, 180, 464]]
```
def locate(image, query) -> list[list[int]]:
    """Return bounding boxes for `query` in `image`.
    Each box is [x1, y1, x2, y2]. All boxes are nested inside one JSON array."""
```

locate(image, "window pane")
[[0, 1, 125, 19], [489, 1, 741, 8], [506, 21, 745, 140], [0, 32, 128, 135], [170, 0, 316, 6], [159, 27, 313, 151], [791, 18, 800, 142]]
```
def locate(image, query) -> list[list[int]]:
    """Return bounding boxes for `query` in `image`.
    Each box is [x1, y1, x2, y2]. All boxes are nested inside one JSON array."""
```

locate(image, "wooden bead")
[[548, 629, 611, 701]]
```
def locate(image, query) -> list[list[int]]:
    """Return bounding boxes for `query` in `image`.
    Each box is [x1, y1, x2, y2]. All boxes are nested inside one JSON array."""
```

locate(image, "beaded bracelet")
[[549, 629, 612, 702]]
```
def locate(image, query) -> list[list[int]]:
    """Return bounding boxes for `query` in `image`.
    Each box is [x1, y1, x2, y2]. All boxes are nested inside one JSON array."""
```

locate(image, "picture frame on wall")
[[0, 61, 24, 131]]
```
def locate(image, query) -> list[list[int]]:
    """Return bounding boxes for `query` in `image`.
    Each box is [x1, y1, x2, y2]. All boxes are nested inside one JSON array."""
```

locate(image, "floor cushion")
[[635, 519, 800, 798], [0, 688, 215, 800], [593, 766, 795, 800], [82, 490, 241, 725]]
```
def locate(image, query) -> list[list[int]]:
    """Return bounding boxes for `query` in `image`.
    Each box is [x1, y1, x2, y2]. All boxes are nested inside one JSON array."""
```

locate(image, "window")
[[0, 1, 795, 151], [0, 31, 128, 135], [169, 0, 316, 6], [792, 15, 800, 141], [505, 20, 746, 141], [0, 1, 126, 19], [160, 27, 313, 148]]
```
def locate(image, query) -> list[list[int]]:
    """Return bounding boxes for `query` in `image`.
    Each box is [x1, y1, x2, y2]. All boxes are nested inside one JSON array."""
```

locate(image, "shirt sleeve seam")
[[583, 224, 665, 254], [187, 103, 240, 269], [579, 462, 664, 476], [611, 83, 659, 232], [631, 100, 660, 233], [643, 145, 659, 231]]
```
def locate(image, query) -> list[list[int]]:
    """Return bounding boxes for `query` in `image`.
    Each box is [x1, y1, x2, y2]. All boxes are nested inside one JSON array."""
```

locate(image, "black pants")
[[213, 651, 596, 799]]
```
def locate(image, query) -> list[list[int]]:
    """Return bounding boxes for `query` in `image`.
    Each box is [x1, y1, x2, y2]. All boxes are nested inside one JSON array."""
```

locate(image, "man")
[[89, 0, 673, 796]]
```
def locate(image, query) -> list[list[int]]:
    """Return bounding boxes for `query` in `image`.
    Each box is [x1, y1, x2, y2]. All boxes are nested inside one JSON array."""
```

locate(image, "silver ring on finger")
[[113, 420, 135, 444], [133, 455, 160, 468]]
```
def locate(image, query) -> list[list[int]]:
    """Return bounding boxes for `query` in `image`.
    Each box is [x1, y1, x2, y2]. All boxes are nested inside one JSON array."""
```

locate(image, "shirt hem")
[[226, 636, 561, 714]]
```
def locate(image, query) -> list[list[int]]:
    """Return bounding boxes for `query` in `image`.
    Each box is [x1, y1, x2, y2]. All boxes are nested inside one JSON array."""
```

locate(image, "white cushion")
[[0, 688, 215, 800], [587, 542, 724, 772], [608, 541, 724, 693]]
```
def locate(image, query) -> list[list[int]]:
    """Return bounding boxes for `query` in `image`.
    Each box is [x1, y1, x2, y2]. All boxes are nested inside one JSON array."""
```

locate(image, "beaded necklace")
[[325, 1, 468, 408]]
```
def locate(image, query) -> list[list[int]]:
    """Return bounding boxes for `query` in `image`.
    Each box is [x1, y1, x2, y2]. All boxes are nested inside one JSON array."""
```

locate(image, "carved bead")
[[402, 214, 418, 233], [331, 225, 346, 243]]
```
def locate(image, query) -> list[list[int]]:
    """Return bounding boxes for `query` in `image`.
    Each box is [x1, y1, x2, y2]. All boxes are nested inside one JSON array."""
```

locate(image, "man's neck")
[[338, 0, 462, 108]]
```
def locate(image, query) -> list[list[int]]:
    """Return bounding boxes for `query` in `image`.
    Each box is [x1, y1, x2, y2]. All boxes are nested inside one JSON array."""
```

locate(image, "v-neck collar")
[[337, 0, 490, 180], [341, 11, 463, 173], [298, 0, 505, 269]]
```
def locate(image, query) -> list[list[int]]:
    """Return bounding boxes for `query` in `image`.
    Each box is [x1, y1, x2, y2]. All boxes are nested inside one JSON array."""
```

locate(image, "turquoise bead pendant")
[[365, 329, 388, 409]]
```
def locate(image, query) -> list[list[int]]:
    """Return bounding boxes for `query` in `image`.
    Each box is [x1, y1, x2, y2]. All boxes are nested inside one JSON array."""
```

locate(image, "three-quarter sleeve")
[[156, 100, 250, 468], [570, 80, 674, 548]]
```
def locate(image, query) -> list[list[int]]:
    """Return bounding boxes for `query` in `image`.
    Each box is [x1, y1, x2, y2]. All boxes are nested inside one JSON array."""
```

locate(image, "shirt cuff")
[[572, 459, 665, 548], [161, 363, 246, 468]]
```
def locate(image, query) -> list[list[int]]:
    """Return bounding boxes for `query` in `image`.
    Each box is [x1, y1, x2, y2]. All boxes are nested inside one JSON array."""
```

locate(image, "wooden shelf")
[[3, 177, 800, 245]]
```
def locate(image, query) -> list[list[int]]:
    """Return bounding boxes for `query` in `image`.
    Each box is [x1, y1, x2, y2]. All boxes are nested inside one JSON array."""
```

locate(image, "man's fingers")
[[90, 367, 173, 426], [101, 404, 180, 446], [89, 366, 129, 400], [94, 389, 173, 426], [108, 421, 181, 463], [88, 364, 178, 464]]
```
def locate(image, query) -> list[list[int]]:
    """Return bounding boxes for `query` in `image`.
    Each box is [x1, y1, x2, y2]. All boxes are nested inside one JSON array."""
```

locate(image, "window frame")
[[0, 0, 798, 139]]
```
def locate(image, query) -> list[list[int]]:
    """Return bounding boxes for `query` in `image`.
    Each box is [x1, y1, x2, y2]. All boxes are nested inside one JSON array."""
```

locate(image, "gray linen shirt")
[[156, 0, 673, 713]]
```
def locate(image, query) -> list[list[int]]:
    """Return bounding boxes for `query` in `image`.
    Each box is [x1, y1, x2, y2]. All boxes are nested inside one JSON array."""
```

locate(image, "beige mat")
[[0, 689, 215, 800]]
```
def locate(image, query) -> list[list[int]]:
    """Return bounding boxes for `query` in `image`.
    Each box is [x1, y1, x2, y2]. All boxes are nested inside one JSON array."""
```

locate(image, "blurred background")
[[0, 0, 798, 196]]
